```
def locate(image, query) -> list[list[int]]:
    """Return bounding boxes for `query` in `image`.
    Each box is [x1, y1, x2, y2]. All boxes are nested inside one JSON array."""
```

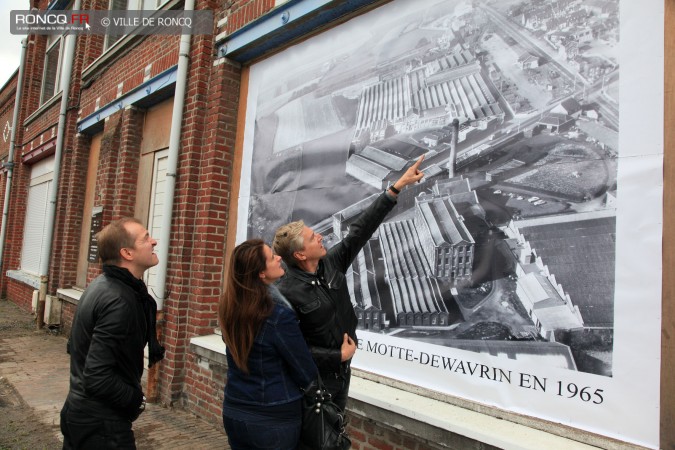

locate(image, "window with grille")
[[104, 0, 171, 51], [40, 34, 64, 104]]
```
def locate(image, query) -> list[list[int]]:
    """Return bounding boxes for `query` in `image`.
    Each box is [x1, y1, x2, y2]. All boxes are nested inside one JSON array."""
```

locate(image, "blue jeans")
[[223, 416, 301, 450], [60, 402, 136, 449]]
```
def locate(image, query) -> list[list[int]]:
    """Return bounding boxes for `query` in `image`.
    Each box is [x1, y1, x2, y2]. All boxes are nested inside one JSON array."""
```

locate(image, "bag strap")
[[302, 374, 326, 397]]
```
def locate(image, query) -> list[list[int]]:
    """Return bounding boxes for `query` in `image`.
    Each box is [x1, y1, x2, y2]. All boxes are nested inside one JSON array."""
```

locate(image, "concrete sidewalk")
[[0, 300, 229, 449]]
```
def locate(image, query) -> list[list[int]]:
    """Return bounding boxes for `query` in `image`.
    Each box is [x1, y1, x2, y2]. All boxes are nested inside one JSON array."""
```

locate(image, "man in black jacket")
[[60, 218, 165, 449], [273, 156, 424, 410]]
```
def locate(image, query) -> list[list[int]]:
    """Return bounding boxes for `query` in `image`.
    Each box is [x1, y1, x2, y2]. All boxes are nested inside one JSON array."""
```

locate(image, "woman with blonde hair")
[[219, 239, 317, 450]]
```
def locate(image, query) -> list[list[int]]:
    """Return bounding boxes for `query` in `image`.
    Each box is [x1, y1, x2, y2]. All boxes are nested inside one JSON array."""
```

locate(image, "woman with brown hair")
[[218, 239, 317, 450]]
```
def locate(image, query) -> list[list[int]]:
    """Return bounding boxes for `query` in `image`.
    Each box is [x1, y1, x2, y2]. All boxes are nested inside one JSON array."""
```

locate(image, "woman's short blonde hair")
[[273, 220, 305, 267]]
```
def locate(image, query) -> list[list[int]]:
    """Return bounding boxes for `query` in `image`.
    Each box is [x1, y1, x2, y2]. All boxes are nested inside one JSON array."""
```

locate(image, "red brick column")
[[156, 0, 242, 412]]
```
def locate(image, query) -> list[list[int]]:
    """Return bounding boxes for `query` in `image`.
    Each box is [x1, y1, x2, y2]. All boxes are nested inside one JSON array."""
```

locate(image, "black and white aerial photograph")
[[238, 0, 663, 443], [237, 2, 663, 442], [244, 0, 619, 375], [237, 0, 663, 446]]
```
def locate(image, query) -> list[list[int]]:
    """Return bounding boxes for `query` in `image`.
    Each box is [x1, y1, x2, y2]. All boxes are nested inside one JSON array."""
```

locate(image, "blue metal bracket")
[[218, 0, 384, 63], [77, 66, 178, 134]]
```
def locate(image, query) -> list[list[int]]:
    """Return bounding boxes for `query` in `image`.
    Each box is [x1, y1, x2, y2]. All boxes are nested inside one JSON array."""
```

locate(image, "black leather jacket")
[[65, 272, 147, 421], [277, 192, 397, 374]]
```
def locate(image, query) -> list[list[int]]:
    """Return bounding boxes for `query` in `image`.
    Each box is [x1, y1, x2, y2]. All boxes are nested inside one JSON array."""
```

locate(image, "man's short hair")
[[273, 220, 305, 267], [97, 218, 142, 265]]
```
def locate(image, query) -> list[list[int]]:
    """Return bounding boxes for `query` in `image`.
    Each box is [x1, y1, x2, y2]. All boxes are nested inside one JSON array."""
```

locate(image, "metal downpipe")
[[153, 0, 194, 311], [36, 0, 81, 328], [146, 0, 194, 400]]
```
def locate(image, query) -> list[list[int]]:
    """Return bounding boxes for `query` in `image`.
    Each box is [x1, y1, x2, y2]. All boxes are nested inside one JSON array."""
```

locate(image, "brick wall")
[[0, 75, 17, 159], [0, 73, 17, 297], [95, 115, 122, 226], [170, 0, 279, 416], [152, 0, 247, 412], [56, 131, 93, 290], [158, 0, 235, 407], [2, 0, 89, 308], [348, 415, 437, 450], [78, 35, 180, 120], [184, 346, 504, 450], [7, 281, 35, 313], [346, 398, 502, 450], [183, 354, 227, 426], [0, 32, 34, 302], [50, 25, 91, 294], [226, 0, 276, 34], [21, 33, 47, 122], [60, 300, 77, 336], [114, 107, 144, 217]]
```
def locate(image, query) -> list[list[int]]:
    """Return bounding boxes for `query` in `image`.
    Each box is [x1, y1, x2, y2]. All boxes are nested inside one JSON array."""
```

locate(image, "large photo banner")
[[236, 0, 663, 447]]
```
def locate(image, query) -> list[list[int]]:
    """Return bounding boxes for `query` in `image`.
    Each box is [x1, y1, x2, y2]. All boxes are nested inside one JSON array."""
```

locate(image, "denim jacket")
[[224, 285, 318, 407]]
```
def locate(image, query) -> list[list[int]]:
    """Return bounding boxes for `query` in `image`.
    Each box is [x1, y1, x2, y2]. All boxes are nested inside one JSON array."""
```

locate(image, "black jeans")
[[320, 367, 351, 412], [60, 402, 136, 450]]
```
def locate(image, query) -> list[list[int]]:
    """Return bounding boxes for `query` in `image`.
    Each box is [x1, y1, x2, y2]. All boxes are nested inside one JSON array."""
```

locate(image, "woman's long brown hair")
[[218, 239, 274, 373]]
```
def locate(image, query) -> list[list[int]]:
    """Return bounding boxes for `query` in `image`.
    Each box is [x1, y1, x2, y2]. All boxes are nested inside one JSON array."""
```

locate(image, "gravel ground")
[[0, 301, 62, 450], [0, 299, 230, 450]]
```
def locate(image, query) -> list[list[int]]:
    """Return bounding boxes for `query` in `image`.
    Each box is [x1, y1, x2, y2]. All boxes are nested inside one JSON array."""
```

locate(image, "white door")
[[144, 149, 168, 300]]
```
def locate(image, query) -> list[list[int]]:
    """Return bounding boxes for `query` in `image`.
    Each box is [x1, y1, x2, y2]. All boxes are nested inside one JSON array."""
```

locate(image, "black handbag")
[[300, 375, 351, 450]]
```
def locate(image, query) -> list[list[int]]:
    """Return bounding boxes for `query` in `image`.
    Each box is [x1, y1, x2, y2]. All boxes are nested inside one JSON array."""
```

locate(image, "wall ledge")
[[56, 288, 83, 305], [6, 270, 40, 289], [189, 334, 615, 450], [350, 376, 597, 450]]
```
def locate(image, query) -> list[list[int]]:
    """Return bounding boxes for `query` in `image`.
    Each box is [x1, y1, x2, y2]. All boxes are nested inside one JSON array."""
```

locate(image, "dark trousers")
[[223, 416, 301, 450], [321, 367, 351, 412], [60, 402, 136, 450]]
